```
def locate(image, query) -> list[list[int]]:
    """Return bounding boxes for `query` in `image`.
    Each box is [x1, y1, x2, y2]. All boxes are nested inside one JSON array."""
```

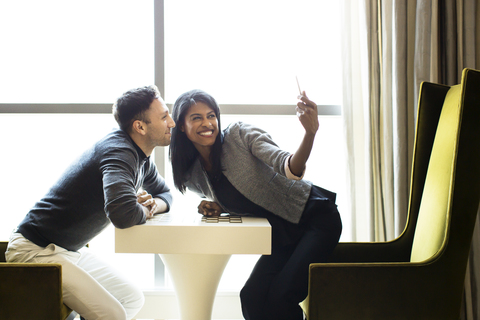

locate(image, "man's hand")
[[198, 200, 222, 217], [137, 190, 167, 219]]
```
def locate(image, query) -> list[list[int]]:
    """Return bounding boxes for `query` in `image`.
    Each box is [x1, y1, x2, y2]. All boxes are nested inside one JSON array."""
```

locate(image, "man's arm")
[[101, 148, 148, 229], [142, 158, 173, 212]]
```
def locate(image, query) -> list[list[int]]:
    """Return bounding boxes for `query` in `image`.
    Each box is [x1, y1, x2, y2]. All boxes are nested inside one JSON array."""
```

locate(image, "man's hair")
[[112, 85, 161, 133]]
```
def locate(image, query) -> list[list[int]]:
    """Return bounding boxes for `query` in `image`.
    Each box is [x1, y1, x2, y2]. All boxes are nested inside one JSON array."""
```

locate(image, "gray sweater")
[[185, 121, 312, 224], [17, 129, 172, 251]]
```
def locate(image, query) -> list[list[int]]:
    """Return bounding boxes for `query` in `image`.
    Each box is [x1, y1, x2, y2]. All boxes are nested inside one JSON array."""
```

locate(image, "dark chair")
[[0, 241, 74, 319], [302, 68, 480, 320]]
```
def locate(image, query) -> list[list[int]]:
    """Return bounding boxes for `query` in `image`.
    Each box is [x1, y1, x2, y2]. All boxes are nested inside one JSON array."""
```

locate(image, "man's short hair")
[[112, 85, 161, 133]]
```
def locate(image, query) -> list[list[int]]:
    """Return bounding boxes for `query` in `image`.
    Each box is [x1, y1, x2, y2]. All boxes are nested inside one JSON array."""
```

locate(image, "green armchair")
[[0, 241, 73, 320], [303, 68, 480, 320]]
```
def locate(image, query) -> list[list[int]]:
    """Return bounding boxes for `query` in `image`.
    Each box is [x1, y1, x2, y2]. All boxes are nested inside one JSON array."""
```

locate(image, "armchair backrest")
[[410, 69, 480, 272], [410, 84, 461, 262]]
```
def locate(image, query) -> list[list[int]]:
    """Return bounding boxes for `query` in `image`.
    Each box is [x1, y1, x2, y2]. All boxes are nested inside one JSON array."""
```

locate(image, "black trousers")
[[240, 196, 342, 320]]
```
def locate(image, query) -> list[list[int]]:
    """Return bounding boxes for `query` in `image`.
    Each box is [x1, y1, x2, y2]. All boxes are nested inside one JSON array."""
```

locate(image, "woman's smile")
[[198, 130, 214, 136], [182, 102, 219, 150]]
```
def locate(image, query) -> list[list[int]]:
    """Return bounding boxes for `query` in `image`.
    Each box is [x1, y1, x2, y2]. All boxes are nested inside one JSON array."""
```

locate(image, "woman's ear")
[[180, 125, 185, 132]]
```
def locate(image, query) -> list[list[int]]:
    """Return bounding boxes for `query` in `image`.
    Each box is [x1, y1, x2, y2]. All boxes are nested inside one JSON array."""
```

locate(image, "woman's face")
[[181, 102, 219, 151]]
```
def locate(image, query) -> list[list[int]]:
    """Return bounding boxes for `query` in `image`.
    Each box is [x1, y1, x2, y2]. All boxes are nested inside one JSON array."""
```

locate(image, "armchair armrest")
[[330, 239, 413, 263], [0, 263, 72, 320]]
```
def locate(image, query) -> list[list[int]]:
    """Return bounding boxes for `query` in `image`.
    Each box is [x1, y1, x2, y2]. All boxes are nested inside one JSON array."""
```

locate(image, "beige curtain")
[[341, 0, 480, 317], [341, 0, 417, 241]]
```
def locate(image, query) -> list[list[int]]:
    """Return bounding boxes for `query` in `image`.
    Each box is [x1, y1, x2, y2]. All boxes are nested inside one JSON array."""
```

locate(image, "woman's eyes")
[[191, 114, 216, 121]]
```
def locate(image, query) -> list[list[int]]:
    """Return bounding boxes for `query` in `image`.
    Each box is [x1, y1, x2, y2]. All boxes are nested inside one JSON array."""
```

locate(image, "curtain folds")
[[341, 0, 415, 242], [341, 0, 480, 317]]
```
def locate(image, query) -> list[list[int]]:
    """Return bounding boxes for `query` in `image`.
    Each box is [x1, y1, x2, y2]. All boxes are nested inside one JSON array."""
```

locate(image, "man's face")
[[143, 98, 176, 147]]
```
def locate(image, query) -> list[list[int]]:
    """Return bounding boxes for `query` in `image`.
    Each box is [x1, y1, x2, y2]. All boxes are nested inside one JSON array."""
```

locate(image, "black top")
[[210, 172, 335, 247], [17, 129, 172, 251]]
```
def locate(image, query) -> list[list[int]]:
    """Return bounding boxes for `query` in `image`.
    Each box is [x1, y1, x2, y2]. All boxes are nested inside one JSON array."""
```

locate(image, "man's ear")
[[132, 120, 146, 135]]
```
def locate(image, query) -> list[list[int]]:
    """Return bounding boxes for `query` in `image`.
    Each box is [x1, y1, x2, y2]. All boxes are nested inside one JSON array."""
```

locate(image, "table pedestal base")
[[159, 253, 231, 320]]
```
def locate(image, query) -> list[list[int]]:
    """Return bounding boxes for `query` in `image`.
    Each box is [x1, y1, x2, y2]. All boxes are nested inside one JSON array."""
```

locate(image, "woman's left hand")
[[198, 200, 222, 217], [296, 91, 319, 136]]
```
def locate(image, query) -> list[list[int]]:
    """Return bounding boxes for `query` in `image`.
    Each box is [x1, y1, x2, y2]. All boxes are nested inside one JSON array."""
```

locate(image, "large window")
[[164, 0, 342, 106], [0, 0, 345, 297], [0, 0, 154, 104]]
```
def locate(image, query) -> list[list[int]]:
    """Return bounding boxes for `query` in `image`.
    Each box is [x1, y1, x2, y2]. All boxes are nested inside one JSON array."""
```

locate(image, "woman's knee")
[[239, 281, 256, 307], [313, 205, 343, 241], [330, 208, 343, 241]]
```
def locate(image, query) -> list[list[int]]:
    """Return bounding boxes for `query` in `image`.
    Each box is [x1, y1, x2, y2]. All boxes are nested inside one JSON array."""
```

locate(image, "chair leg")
[[65, 311, 78, 320]]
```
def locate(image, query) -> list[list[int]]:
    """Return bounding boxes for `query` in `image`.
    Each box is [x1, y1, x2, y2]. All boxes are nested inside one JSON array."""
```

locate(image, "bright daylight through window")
[[0, 0, 344, 294]]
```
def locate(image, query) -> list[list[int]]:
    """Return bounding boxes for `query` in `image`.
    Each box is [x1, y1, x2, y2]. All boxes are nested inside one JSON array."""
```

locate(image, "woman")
[[169, 89, 342, 320]]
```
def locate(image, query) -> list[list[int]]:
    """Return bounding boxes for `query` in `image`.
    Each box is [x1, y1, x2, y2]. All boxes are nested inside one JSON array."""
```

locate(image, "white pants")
[[6, 233, 144, 320]]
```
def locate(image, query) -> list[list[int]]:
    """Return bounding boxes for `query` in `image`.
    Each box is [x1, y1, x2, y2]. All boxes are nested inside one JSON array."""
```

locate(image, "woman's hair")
[[112, 85, 160, 133], [169, 89, 223, 193]]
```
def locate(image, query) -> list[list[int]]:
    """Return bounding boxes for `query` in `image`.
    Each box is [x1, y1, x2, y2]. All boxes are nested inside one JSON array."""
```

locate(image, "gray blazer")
[[184, 121, 313, 224]]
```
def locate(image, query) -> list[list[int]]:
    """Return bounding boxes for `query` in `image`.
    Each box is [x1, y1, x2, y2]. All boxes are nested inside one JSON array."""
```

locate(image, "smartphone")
[[296, 76, 302, 95]]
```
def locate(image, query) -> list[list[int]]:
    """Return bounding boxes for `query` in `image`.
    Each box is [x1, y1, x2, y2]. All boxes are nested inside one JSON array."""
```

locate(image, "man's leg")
[[76, 247, 144, 319], [31, 246, 134, 320], [7, 234, 143, 320]]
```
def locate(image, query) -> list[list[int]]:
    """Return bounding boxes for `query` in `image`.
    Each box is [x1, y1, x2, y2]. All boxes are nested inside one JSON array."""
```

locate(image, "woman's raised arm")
[[288, 92, 319, 177]]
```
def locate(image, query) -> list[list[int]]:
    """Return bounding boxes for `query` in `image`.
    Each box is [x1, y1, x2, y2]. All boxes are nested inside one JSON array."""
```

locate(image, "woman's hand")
[[289, 91, 319, 177], [198, 200, 222, 217], [296, 91, 319, 137]]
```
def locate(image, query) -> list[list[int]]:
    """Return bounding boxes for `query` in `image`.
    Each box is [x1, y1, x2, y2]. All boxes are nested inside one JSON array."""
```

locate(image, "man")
[[5, 85, 175, 320]]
